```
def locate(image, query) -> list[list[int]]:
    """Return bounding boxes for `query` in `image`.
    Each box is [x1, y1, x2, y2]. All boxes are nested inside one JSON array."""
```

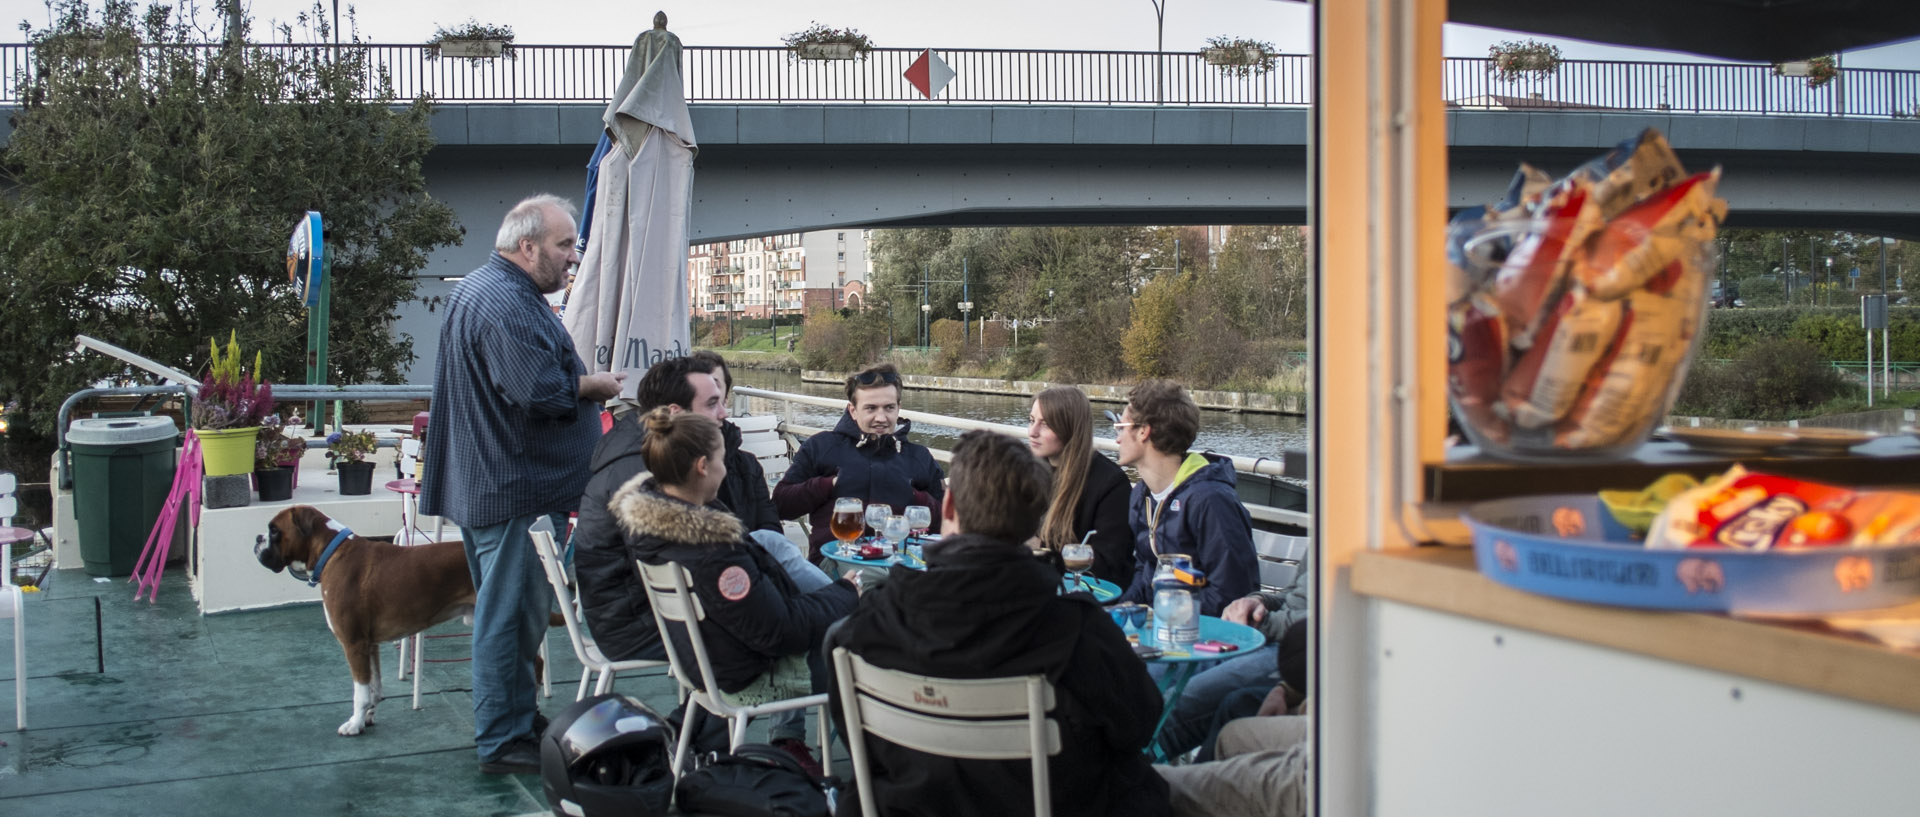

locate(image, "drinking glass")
[[882, 515, 912, 564], [1061, 543, 1094, 591], [830, 497, 866, 545], [904, 505, 933, 538], [865, 502, 891, 541]]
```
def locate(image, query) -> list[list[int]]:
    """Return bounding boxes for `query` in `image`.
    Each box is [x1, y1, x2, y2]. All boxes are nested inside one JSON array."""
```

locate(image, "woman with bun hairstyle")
[[614, 408, 856, 758], [1029, 386, 1135, 586]]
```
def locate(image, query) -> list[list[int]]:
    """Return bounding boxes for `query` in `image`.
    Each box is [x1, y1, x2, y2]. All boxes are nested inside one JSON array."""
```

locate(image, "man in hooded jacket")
[[773, 363, 944, 559], [826, 430, 1172, 817], [1111, 379, 1256, 617]]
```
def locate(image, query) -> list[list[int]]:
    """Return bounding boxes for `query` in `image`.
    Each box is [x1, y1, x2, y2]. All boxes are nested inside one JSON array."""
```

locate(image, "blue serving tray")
[[1463, 494, 1920, 614]]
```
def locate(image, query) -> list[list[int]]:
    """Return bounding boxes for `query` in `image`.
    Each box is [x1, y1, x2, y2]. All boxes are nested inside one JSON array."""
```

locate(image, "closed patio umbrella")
[[564, 12, 697, 401]]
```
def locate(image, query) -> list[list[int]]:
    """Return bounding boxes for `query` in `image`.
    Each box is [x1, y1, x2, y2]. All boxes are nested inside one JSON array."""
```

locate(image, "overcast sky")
[[5, 0, 1917, 68]]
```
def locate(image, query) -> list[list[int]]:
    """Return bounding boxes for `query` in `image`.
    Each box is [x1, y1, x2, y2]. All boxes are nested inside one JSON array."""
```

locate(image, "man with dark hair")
[[572, 355, 718, 664], [421, 193, 625, 775], [572, 352, 833, 772], [575, 355, 820, 662], [1112, 379, 1256, 617], [827, 431, 1172, 817], [774, 362, 945, 558]]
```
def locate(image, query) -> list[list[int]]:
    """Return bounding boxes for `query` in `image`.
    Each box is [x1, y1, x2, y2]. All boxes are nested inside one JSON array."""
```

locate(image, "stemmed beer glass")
[[830, 498, 866, 550], [904, 505, 932, 538], [881, 515, 912, 565]]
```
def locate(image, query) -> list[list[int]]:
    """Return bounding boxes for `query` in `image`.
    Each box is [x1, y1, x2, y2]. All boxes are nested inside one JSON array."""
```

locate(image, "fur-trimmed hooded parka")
[[615, 476, 857, 693]]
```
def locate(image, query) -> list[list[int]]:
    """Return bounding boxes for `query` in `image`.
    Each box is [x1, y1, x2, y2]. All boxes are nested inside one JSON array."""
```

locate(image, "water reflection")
[[732, 369, 1308, 459]]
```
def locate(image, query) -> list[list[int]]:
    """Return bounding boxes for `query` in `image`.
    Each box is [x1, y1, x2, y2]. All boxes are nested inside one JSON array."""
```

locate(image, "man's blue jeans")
[[462, 514, 553, 761], [1157, 644, 1279, 758]]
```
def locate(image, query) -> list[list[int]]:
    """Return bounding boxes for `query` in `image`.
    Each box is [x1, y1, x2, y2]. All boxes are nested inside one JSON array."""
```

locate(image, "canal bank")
[[799, 370, 1307, 416]]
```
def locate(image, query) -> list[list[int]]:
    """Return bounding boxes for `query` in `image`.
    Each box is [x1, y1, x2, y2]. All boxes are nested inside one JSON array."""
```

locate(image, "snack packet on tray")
[[1646, 465, 1920, 551], [1446, 128, 1727, 458]]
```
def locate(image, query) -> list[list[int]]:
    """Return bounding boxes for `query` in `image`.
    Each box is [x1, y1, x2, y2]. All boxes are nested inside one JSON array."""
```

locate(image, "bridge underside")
[[675, 143, 1920, 242]]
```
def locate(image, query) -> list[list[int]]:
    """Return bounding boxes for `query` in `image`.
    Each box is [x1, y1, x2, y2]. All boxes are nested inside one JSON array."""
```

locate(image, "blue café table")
[[1134, 615, 1268, 760], [820, 540, 1123, 602]]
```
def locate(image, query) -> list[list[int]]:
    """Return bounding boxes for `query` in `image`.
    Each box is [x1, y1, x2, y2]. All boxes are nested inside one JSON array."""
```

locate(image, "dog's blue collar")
[[307, 527, 354, 587]]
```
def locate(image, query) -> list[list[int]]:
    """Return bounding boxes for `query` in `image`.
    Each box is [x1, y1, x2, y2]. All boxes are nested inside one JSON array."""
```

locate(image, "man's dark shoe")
[[772, 738, 824, 778], [533, 711, 550, 738], [479, 737, 541, 775]]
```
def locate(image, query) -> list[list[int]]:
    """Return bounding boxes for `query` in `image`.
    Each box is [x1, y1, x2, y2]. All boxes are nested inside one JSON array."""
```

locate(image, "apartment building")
[[689, 229, 872, 319]]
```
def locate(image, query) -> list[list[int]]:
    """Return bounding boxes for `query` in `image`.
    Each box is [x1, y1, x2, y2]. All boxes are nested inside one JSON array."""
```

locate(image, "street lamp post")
[[1147, 0, 1167, 103]]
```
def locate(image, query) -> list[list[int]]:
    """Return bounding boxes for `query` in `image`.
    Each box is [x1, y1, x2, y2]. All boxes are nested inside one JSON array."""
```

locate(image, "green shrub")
[[1702, 307, 1919, 362], [1673, 338, 1858, 419], [799, 308, 889, 371]]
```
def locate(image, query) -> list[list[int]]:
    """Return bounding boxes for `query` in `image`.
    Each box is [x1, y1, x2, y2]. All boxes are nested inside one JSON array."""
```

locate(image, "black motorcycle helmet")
[[540, 693, 676, 817]]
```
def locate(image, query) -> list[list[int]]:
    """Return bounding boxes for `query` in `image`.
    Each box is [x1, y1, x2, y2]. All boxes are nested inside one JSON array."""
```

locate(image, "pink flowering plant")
[[190, 332, 275, 430], [254, 414, 307, 470]]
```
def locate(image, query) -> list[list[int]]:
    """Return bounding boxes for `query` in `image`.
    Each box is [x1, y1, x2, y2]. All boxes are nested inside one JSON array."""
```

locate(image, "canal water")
[[732, 369, 1309, 460]]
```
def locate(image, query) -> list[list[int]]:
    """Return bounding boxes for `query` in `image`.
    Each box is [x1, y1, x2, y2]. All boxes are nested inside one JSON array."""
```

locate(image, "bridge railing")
[[0, 42, 1915, 117]]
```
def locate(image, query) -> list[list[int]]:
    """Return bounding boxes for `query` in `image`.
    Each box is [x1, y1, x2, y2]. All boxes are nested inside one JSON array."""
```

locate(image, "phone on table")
[[1131, 644, 1164, 660], [1193, 640, 1239, 654]]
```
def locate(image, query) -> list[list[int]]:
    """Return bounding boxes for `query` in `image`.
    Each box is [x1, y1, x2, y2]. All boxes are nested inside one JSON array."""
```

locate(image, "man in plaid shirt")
[[421, 193, 625, 774]]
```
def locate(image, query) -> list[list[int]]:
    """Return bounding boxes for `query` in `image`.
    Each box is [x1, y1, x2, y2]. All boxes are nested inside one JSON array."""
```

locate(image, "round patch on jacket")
[[717, 566, 752, 601]]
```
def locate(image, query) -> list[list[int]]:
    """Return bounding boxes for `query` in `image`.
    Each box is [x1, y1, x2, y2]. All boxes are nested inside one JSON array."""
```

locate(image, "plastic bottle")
[[1152, 554, 1199, 650]]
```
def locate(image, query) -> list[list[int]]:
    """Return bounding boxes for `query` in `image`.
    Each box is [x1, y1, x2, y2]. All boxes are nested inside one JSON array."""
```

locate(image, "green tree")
[[1122, 273, 1190, 378], [0, 0, 461, 478], [1210, 225, 1310, 340]]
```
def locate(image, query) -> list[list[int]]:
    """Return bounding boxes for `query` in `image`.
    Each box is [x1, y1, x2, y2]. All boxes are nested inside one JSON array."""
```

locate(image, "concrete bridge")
[[3, 44, 1917, 374], [425, 101, 1920, 259]]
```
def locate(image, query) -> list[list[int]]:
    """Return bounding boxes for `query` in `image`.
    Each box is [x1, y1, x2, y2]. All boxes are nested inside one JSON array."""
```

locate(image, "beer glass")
[[830, 497, 865, 545], [904, 505, 933, 538]]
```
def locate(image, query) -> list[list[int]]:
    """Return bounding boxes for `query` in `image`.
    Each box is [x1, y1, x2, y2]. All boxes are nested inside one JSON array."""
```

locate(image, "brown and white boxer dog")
[[256, 505, 476, 736]]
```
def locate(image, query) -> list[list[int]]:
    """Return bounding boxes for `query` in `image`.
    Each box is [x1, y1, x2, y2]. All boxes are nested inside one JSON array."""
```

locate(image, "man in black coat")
[[774, 363, 945, 559], [826, 431, 1172, 817], [573, 356, 826, 663]]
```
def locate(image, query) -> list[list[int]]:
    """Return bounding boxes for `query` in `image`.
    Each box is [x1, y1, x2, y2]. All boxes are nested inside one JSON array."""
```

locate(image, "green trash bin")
[[68, 417, 180, 577]]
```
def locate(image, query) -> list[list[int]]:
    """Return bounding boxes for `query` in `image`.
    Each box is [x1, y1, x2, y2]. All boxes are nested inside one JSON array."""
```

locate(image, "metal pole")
[[962, 258, 970, 347], [1148, 0, 1166, 104], [1867, 322, 1874, 407], [1782, 235, 1791, 300], [332, 0, 340, 44]]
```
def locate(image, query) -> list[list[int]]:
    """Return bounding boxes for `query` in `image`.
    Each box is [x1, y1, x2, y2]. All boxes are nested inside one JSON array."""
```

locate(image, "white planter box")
[[435, 39, 506, 59], [797, 42, 859, 60], [1204, 46, 1265, 66]]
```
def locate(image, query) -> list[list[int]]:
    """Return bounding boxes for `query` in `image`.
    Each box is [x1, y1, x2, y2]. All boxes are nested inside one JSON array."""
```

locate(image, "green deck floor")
[[0, 563, 824, 816]]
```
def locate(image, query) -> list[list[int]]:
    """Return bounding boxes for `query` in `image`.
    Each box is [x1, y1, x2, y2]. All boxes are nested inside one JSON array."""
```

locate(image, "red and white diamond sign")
[[904, 49, 956, 99]]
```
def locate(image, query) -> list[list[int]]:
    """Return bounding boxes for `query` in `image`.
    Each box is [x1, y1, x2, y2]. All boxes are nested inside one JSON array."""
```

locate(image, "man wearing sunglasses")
[[774, 363, 945, 559], [1110, 379, 1256, 617]]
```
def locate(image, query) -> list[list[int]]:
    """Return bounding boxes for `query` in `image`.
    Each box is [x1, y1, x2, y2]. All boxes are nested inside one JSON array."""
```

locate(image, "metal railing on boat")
[[734, 386, 1312, 532]]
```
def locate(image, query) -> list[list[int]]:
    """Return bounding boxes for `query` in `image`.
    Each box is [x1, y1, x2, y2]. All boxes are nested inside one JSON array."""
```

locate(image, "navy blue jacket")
[[772, 413, 945, 555], [1117, 453, 1257, 617]]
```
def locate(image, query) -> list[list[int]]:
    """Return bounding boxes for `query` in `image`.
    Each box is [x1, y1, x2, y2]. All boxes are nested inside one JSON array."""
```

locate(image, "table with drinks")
[[1109, 553, 1268, 761], [819, 497, 1123, 599]]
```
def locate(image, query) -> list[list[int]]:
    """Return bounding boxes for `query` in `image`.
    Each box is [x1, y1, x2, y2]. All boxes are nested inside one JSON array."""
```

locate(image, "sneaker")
[[771, 738, 824, 779], [479, 737, 541, 775]]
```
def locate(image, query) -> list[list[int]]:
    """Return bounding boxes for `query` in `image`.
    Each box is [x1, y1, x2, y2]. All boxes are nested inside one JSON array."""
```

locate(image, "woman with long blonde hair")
[[1028, 386, 1134, 585]]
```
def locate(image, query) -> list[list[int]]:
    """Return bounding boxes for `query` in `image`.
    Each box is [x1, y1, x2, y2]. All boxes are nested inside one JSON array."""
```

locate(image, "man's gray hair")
[[493, 194, 578, 253]]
